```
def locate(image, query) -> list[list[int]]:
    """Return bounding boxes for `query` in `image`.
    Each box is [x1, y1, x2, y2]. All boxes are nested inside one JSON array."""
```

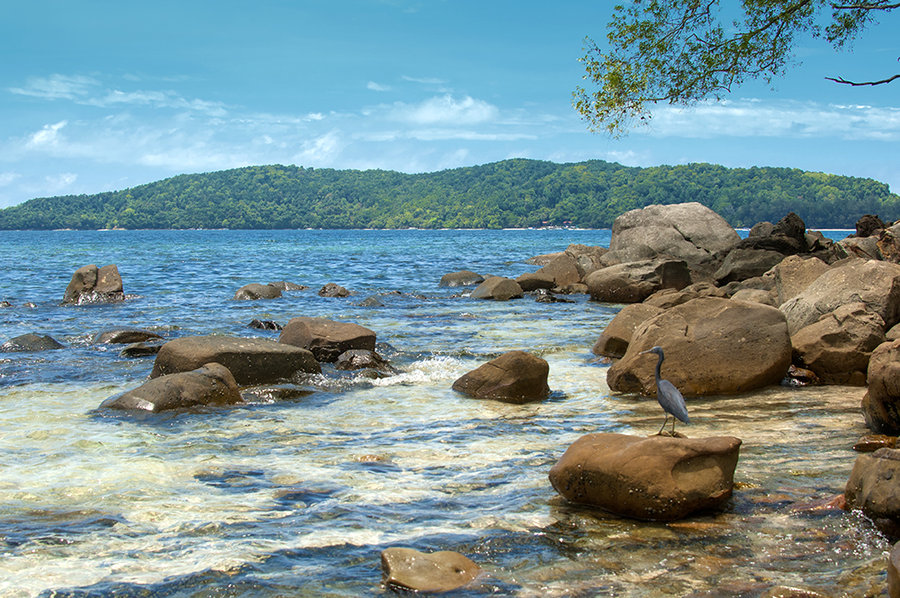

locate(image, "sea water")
[[0, 229, 889, 597]]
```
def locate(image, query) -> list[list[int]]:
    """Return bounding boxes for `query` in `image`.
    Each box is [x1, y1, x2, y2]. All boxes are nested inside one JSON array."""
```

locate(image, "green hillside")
[[0, 159, 896, 230]]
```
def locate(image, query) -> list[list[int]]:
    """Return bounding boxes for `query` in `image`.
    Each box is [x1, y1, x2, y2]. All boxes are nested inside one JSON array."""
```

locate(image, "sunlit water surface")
[[0, 229, 888, 597]]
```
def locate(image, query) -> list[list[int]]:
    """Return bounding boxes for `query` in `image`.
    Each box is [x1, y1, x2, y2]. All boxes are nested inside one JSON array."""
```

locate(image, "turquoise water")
[[0, 229, 889, 597]]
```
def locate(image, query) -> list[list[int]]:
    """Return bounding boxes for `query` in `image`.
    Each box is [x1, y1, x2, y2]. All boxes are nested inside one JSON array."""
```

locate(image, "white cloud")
[[26, 121, 68, 149], [642, 99, 900, 141], [367, 81, 391, 92], [0, 172, 21, 187], [292, 131, 343, 165], [9, 74, 99, 100], [401, 75, 447, 86], [44, 173, 78, 192], [391, 95, 499, 126]]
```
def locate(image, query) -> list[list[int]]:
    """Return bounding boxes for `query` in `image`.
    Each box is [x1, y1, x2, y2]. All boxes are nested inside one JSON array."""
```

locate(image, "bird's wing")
[[658, 379, 690, 423]]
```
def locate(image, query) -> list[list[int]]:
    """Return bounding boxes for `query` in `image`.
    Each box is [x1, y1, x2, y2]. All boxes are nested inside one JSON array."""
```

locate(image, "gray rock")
[[101, 362, 242, 412], [120, 342, 164, 358], [334, 349, 394, 373], [318, 283, 350, 297], [607, 202, 740, 266], [151, 336, 320, 385], [1, 333, 65, 352], [714, 248, 784, 284], [269, 280, 307, 291], [439, 270, 485, 287], [233, 283, 282, 300], [279, 317, 376, 362]]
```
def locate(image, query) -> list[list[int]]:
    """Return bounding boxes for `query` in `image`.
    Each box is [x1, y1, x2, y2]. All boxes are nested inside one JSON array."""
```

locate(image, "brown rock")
[[94, 329, 163, 344], [101, 362, 242, 412], [714, 248, 784, 284], [592, 303, 664, 358], [845, 448, 900, 539], [279, 317, 376, 362], [381, 547, 481, 593], [549, 433, 741, 521], [854, 435, 897, 453], [857, 214, 886, 238], [608, 297, 791, 396], [515, 271, 555, 292], [535, 253, 581, 288], [863, 340, 900, 434], [151, 336, 320, 385], [791, 302, 885, 385], [773, 255, 832, 306], [889, 541, 900, 598], [318, 283, 350, 297], [470, 276, 524, 301], [585, 259, 691, 304], [233, 283, 282, 300], [452, 350, 549, 403], [63, 264, 125, 305]]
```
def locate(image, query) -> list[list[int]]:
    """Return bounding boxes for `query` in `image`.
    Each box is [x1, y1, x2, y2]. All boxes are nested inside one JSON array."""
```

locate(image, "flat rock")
[[101, 362, 242, 412], [150, 335, 320, 385], [94, 329, 163, 344], [381, 547, 481, 593], [549, 433, 741, 521], [279, 317, 376, 362], [452, 350, 549, 403]]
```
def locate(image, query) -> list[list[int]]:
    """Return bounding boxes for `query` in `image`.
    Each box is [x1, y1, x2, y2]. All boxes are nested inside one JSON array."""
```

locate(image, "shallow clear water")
[[0, 229, 889, 597]]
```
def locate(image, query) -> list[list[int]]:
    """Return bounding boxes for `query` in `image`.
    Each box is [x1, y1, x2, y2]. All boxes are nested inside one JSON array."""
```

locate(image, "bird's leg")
[[657, 415, 670, 435]]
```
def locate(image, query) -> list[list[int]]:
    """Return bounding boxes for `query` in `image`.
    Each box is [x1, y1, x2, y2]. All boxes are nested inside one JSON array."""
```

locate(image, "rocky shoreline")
[[4, 202, 900, 594]]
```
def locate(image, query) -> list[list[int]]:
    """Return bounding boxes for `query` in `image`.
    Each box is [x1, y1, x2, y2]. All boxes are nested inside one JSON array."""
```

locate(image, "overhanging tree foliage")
[[575, 0, 898, 135]]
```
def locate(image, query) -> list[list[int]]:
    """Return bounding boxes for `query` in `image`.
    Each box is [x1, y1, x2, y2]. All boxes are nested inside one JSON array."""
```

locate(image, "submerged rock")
[[318, 283, 350, 297], [63, 264, 125, 305], [151, 335, 320, 385], [0, 333, 64, 352], [439, 270, 484, 287], [101, 362, 242, 412], [452, 350, 549, 403], [94, 329, 163, 344], [381, 547, 481, 593], [549, 433, 741, 521], [334, 349, 394, 373]]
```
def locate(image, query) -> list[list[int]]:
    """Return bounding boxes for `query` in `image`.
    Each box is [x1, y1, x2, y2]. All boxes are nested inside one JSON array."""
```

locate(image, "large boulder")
[[381, 547, 481, 593], [0, 333, 64, 352], [470, 276, 524, 301], [779, 259, 900, 334], [233, 283, 282, 300], [452, 350, 549, 403], [772, 255, 831, 306], [845, 448, 900, 539], [549, 433, 741, 521], [101, 362, 242, 412], [63, 264, 124, 305], [439, 270, 484, 287], [565, 244, 608, 279], [606, 202, 740, 266], [791, 302, 885, 385], [150, 336, 320, 385], [862, 340, 900, 434], [607, 297, 791, 395], [592, 303, 664, 359], [279, 317, 376, 362], [584, 259, 691, 304]]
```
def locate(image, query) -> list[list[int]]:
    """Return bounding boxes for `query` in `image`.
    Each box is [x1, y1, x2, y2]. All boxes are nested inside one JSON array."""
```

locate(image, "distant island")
[[0, 159, 896, 230]]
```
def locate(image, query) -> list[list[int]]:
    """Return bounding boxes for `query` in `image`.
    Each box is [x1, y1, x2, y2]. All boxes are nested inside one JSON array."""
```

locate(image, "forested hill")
[[1, 159, 897, 230]]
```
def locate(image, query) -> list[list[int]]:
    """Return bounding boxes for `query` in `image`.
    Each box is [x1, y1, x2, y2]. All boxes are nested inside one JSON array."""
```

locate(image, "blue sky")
[[0, 0, 897, 208]]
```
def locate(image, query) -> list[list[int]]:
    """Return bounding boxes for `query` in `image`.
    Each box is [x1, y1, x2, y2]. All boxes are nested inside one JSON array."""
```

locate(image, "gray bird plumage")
[[638, 346, 690, 435]]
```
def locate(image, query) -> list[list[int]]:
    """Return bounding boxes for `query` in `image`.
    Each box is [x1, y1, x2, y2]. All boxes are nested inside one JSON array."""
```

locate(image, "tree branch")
[[831, 2, 900, 9], [825, 73, 900, 85]]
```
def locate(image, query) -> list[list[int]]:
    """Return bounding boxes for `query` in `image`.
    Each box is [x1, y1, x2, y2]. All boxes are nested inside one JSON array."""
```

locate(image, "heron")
[[638, 346, 690, 436]]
